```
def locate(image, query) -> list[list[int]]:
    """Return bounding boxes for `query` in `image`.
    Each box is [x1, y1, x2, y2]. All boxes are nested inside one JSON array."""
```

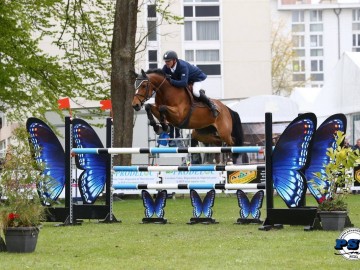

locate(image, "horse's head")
[[132, 69, 167, 111]]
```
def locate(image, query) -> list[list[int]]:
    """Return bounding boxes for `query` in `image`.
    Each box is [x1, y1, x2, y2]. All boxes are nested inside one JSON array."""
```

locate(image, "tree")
[[111, 0, 182, 165], [271, 21, 304, 96], [0, 0, 111, 121], [1, 0, 180, 166], [111, 0, 138, 166]]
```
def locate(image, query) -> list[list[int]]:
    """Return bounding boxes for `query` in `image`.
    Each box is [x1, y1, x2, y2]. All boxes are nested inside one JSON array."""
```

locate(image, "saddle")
[[185, 84, 207, 108], [177, 85, 209, 129]]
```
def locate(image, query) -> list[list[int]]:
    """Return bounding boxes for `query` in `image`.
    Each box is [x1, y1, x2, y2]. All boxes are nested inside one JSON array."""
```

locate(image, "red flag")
[[100, 100, 112, 110], [58, 98, 70, 109]]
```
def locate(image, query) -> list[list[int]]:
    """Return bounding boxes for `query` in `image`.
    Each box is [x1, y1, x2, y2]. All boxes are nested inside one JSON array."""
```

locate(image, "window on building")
[[195, 6, 219, 17], [352, 9, 360, 52], [183, 20, 220, 41], [196, 50, 219, 61], [184, 3, 220, 41], [185, 49, 221, 75], [293, 49, 305, 57], [197, 21, 219, 40], [310, 35, 323, 47], [353, 9, 360, 21], [293, 74, 306, 81], [293, 60, 305, 72], [184, 6, 193, 17], [292, 11, 304, 23], [292, 24, 305, 32], [185, 21, 193, 40], [184, 1, 221, 76], [311, 60, 323, 72], [148, 50, 158, 69], [310, 24, 323, 32], [197, 64, 221, 75], [148, 4, 156, 18], [147, 4, 157, 41], [310, 49, 323, 56], [310, 10, 322, 22], [292, 35, 304, 47], [148, 21, 157, 41], [310, 73, 324, 81], [292, 10, 324, 87]]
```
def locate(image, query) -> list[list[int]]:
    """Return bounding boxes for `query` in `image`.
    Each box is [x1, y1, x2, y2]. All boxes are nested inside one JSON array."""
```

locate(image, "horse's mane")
[[146, 68, 165, 76]]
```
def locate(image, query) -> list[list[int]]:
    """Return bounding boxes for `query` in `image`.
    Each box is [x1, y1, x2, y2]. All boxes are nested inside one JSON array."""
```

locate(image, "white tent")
[[230, 94, 299, 123], [291, 52, 360, 119], [290, 87, 322, 114]]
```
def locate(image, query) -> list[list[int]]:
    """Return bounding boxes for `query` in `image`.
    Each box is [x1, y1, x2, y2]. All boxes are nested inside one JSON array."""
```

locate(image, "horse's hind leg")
[[145, 104, 162, 134], [215, 121, 234, 146]]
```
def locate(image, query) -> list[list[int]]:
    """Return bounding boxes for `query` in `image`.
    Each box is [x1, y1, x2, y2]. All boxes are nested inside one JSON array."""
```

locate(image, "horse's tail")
[[227, 107, 244, 147], [227, 107, 248, 163]]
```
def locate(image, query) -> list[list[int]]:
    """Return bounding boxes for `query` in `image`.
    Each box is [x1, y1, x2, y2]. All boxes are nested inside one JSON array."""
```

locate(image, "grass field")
[[1, 193, 360, 269]]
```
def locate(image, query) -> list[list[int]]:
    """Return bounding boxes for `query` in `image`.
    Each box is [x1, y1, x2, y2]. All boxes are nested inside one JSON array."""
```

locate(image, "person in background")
[[162, 50, 218, 118], [344, 138, 351, 148], [352, 138, 360, 151], [169, 125, 183, 147]]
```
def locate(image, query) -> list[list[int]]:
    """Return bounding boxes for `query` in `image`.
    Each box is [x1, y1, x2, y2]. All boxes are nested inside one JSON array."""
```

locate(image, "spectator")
[[169, 125, 183, 147], [344, 138, 351, 148], [352, 138, 360, 151]]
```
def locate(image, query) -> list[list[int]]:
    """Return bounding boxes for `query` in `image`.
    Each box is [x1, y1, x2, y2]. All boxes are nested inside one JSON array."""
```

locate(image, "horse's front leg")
[[158, 105, 170, 133], [145, 104, 162, 134]]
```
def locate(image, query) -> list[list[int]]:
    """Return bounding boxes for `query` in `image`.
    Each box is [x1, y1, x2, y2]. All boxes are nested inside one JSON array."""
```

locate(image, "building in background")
[[135, 0, 272, 100], [272, 0, 360, 88]]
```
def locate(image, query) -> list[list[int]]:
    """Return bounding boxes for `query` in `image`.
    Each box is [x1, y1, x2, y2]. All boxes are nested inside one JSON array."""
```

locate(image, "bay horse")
[[132, 69, 244, 162]]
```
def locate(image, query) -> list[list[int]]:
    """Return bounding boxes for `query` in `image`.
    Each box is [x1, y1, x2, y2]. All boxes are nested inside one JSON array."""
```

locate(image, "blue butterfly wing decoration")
[[236, 190, 264, 219], [26, 118, 65, 205], [272, 113, 317, 208], [305, 114, 347, 203], [190, 189, 215, 218], [142, 190, 167, 218], [72, 118, 107, 204]]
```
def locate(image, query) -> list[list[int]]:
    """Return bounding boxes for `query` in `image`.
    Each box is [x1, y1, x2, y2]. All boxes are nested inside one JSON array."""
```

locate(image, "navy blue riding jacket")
[[162, 59, 207, 88]]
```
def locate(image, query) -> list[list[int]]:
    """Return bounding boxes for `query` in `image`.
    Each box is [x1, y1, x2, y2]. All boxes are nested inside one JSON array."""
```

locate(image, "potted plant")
[[312, 131, 360, 230], [0, 126, 47, 253]]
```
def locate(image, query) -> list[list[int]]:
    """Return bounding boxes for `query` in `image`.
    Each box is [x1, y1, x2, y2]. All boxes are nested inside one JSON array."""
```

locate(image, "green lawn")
[[1, 193, 360, 269]]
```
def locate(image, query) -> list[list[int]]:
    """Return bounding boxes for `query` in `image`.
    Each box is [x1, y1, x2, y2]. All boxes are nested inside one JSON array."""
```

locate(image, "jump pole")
[[113, 183, 265, 190], [113, 164, 265, 172], [71, 146, 264, 155]]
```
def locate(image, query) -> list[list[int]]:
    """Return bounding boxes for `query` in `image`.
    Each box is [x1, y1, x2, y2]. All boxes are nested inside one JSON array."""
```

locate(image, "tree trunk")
[[111, 0, 138, 166]]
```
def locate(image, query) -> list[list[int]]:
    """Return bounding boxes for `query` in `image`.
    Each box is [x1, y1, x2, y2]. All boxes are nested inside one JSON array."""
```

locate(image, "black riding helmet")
[[163, 50, 178, 60]]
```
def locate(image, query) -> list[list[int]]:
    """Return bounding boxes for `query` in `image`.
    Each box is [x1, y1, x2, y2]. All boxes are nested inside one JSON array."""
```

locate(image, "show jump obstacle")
[[41, 117, 116, 225], [71, 113, 319, 230]]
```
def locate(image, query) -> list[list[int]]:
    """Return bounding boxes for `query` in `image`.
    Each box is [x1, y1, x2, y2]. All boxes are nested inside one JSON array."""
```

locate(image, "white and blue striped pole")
[[113, 164, 265, 172], [72, 146, 264, 155], [113, 183, 266, 190]]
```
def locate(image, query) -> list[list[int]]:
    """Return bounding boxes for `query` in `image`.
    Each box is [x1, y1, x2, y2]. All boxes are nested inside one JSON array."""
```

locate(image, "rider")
[[161, 50, 218, 118]]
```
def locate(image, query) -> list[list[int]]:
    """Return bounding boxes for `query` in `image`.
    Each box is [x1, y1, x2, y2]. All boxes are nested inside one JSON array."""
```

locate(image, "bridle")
[[134, 75, 167, 107]]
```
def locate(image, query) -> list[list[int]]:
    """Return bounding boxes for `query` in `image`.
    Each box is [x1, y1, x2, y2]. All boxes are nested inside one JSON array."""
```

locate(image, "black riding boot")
[[199, 90, 219, 117]]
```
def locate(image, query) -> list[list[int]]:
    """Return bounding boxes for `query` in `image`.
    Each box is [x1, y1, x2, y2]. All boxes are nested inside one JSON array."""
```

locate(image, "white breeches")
[[192, 81, 202, 97]]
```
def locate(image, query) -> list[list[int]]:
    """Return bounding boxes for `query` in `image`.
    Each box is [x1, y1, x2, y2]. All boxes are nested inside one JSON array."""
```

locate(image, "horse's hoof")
[[154, 125, 163, 135]]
